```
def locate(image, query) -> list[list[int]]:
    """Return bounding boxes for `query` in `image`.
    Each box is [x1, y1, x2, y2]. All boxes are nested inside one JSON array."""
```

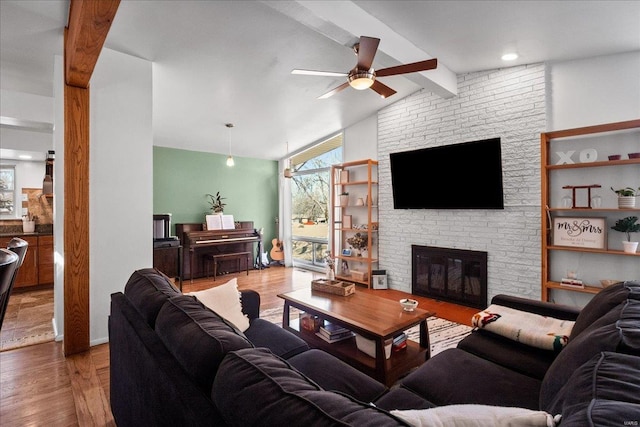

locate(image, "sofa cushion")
[[288, 349, 388, 403], [212, 348, 410, 426], [187, 278, 250, 332], [123, 268, 180, 328], [155, 295, 253, 393], [457, 329, 558, 379], [374, 387, 434, 411], [559, 400, 640, 427], [400, 348, 542, 410], [544, 352, 640, 417], [570, 281, 640, 339], [243, 318, 309, 359], [540, 299, 640, 410]]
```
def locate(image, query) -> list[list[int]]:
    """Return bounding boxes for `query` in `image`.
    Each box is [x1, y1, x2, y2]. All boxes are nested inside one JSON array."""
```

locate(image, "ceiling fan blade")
[[318, 82, 350, 99], [292, 69, 348, 77], [356, 36, 380, 70], [376, 58, 438, 77], [370, 80, 396, 99]]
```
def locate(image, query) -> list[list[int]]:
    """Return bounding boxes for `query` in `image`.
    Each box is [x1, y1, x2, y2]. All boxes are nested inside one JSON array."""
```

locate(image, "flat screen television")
[[390, 137, 504, 209]]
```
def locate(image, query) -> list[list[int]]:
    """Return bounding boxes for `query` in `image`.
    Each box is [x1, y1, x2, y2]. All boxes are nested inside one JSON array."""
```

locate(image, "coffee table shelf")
[[278, 288, 434, 386], [287, 318, 429, 386]]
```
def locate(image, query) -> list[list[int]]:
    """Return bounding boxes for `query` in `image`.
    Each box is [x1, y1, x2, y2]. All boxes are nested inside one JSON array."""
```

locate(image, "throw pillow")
[[187, 278, 250, 332], [391, 405, 561, 427]]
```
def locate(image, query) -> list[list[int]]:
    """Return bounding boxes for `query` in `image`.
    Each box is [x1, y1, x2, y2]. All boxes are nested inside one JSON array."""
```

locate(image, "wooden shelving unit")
[[330, 159, 379, 288], [541, 119, 640, 301]]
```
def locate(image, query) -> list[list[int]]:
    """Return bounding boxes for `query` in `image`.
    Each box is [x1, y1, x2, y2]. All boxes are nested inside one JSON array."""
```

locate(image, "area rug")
[[259, 306, 473, 357], [0, 330, 55, 352]]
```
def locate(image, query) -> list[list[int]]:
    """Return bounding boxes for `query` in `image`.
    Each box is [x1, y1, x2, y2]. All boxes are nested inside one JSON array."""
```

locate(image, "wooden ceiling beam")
[[65, 0, 120, 88]]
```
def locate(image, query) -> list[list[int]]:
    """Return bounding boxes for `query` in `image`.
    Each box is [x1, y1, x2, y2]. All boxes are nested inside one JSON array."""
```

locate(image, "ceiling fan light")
[[348, 71, 375, 90]]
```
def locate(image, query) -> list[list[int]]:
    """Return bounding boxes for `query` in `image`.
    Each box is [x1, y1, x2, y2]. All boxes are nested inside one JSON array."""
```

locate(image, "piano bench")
[[204, 252, 251, 280]]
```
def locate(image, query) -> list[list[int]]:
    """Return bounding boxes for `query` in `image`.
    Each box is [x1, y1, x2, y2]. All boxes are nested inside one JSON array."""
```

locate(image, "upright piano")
[[177, 221, 261, 280]]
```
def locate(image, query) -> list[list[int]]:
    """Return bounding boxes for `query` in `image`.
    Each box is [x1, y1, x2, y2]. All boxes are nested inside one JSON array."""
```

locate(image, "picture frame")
[[342, 215, 352, 229], [552, 217, 606, 249], [341, 248, 352, 257]]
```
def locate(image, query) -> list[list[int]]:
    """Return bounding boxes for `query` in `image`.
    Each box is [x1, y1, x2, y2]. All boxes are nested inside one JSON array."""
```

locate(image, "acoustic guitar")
[[270, 217, 284, 262]]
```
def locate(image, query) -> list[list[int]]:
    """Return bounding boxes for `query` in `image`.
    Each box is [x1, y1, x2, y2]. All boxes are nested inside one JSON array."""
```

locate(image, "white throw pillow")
[[187, 278, 250, 332], [391, 405, 561, 427]]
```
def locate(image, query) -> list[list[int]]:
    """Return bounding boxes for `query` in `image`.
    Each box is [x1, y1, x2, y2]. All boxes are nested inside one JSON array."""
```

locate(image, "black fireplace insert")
[[412, 245, 487, 309]]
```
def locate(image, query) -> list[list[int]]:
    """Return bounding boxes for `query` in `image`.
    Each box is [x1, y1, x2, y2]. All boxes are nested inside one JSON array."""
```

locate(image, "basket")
[[350, 270, 367, 281], [311, 279, 355, 296]]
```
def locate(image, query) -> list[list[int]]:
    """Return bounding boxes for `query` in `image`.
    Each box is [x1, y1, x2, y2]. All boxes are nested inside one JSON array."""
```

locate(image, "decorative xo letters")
[[555, 148, 598, 165]]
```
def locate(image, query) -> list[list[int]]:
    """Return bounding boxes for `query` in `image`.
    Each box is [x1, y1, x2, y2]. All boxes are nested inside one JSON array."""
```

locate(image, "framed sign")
[[552, 217, 606, 249], [342, 215, 352, 229]]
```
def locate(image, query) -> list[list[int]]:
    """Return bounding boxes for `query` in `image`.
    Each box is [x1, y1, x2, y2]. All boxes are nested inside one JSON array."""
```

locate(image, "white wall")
[[0, 89, 54, 158], [547, 51, 640, 130], [52, 49, 153, 345], [377, 64, 546, 302], [343, 114, 378, 162], [89, 48, 153, 345]]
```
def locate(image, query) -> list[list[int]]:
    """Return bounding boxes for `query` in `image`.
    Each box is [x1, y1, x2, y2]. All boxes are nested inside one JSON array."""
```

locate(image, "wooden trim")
[[542, 119, 640, 140], [64, 79, 91, 355], [65, 0, 120, 88], [63, 0, 120, 355]]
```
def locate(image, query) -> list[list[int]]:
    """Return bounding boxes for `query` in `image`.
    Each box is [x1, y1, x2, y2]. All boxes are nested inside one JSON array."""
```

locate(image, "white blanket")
[[471, 304, 574, 351]]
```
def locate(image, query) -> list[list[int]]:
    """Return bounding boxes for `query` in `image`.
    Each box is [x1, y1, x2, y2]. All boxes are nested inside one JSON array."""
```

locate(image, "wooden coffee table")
[[278, 288, 434, 386]]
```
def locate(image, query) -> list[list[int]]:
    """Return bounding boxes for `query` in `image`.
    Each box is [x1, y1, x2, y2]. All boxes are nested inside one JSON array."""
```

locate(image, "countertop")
[[0, 231, 53, 238]]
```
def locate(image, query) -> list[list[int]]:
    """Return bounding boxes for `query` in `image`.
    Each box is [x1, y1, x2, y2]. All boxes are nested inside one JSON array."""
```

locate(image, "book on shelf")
[[560, 278, 584, 288], [315, 331, 355, 344], [320, 323, 350, 336], [318, 329, 354, 341], [393, 332, 407, 345], [392, 332, 408, 352]]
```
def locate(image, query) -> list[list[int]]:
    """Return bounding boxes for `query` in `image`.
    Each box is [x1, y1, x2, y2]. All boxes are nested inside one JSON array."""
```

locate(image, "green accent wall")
[[153, 146, 279, 250]]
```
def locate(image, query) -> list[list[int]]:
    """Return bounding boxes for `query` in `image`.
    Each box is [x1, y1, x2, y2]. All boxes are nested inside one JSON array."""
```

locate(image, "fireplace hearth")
[[412, 245, 487, 309]]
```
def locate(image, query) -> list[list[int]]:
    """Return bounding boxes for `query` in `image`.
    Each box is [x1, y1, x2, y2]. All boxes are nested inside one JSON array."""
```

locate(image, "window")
[[289, 134, 342, 269], [0, 166, 16, 217]]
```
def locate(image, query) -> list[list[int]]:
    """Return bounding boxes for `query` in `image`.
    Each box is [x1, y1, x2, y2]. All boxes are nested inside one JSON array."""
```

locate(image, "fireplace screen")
[[412, 245, 487, 309]]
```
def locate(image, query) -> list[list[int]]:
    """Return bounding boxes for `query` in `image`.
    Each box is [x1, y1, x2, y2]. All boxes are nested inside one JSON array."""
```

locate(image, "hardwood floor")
[[0, 266, 478, 426]]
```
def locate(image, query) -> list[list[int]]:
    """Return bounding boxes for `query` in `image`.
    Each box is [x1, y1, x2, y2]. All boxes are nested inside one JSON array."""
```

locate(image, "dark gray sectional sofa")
[[109, 269, 640, 426]]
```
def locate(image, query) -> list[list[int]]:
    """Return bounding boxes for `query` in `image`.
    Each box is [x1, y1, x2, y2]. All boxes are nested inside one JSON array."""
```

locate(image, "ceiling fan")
[[292, 36, 438, 99]]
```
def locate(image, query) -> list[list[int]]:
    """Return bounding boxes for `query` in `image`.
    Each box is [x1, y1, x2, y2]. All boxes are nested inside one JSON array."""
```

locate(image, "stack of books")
[[560, 277, 584, 288], [316, 322, 354, 343], [392, 332, 408, 352]]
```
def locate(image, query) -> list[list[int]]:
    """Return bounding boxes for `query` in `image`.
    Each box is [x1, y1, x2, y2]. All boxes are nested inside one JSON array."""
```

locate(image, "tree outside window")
[[0, 166, 16, 216]]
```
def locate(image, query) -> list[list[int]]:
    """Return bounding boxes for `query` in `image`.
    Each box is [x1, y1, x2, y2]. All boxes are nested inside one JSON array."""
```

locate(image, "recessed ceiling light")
[[501, 53, 518, 61], [18, 154, 32, 160]]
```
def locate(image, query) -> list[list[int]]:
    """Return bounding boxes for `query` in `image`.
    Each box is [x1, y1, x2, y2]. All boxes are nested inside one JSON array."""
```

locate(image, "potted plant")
[[610, 216, 640, 253], [339, 192, 349, 207], [206, 192, 226, 214], [611, 186, 640, 209]]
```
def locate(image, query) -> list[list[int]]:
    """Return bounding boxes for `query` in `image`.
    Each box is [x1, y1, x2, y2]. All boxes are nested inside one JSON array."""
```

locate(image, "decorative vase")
[[22, 220, 35, 233], [622, 241, 639, 253], [325, 266, 335, 280], [340, 195, 349, 207], [618, 196, 637, 209]]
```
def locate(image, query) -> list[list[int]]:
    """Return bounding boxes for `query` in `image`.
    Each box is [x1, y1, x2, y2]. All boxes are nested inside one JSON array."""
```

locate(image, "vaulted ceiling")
[[1, 1, 639, 160]]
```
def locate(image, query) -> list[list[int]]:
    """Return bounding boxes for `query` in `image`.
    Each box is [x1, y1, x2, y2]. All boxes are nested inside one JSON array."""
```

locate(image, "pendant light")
[[225, 123, 235, 167], [283, 141, 292, 178]]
